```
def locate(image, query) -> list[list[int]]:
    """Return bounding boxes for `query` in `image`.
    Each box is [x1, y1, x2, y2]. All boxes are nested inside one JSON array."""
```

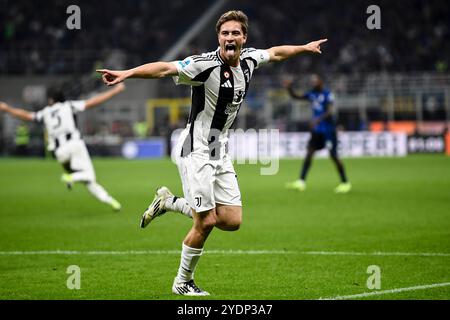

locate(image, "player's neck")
[[227, 59, 240, 67]]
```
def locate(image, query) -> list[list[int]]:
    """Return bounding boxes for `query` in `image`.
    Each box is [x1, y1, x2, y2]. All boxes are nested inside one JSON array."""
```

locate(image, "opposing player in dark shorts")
[[284, 74, 351, 193]]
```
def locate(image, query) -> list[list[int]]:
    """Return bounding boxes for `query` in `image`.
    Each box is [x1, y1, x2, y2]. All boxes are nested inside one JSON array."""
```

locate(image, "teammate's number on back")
[[50, 110, 62, 129]]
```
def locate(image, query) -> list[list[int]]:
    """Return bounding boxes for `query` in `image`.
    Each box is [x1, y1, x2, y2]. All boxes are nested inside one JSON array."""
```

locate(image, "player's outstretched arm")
[[96, 61, 178, 86], [267, 39, 327, 62], [0, 102, 34, 121], [85, 83, 126, 109]]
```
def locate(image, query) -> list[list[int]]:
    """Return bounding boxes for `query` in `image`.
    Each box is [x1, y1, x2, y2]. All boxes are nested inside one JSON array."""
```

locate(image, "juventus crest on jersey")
[[173, 47, 270, 157], [33, 100, 85, 151]]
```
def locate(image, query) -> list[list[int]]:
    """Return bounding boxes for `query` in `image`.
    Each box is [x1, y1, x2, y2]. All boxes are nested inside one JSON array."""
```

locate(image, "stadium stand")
[[1, 0, 448, 75], [0, 0, 449, 156]]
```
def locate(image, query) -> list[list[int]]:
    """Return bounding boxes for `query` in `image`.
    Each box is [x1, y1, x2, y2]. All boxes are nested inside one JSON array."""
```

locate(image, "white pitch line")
[[302, 251, 450, 257], [0, 250, 449, 256], [0, 249, 293, 255], [320, 282, 450, 300]]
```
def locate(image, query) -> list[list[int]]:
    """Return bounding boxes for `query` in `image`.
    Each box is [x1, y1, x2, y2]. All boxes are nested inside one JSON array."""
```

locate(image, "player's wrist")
[[115, 83, 125, 91], [121, 69, 133, 80], [297, 45, 307, 54]]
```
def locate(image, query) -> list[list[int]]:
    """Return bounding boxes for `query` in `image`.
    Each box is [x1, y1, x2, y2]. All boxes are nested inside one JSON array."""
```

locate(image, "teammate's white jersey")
[[173, 47, 270, 158], [32, 100, 85, 151]]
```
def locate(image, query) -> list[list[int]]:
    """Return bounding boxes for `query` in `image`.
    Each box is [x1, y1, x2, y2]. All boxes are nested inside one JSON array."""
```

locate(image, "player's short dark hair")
[[216, 10, 248, 36], [47, 86, 66, 103]]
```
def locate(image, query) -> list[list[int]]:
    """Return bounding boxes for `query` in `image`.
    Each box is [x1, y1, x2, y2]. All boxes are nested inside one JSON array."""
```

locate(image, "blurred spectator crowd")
[[1, 0, 449, 75], [0, 0, 211, 74]]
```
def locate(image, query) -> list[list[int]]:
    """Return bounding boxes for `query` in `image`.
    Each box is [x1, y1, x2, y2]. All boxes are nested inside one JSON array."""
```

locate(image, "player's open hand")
[[304, 39, 328, 54], [96, 69, 129, 86]]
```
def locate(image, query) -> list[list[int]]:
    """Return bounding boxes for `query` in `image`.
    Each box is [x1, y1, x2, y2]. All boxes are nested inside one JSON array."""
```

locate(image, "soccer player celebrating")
[[97, 10, 327, 296], [284, 74, 351, 193], [0, 83, 125, 211]]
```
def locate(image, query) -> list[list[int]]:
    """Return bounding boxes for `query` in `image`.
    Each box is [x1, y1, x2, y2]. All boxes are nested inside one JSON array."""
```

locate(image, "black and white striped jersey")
[[32, 101, 85, 151], [172, 47, 270, 157]]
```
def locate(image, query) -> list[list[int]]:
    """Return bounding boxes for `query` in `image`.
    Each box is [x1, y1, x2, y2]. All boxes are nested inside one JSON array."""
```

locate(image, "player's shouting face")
[[218, 20, 247, 67]]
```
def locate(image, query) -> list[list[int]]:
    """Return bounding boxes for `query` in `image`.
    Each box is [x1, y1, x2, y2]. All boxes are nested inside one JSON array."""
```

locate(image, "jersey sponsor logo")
[[313, 103, 324, 112], [225, 102, 240, 115], [223, 71, 230, 79]]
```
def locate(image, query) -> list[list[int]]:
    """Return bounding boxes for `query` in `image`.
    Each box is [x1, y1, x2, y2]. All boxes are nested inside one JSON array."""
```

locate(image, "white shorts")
[[176, 150, 242, 213], [54, 139, 96, 181]]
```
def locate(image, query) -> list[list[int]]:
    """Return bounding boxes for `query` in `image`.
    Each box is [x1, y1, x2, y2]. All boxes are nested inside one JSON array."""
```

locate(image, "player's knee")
[[196, 211, 217, 233], [228, 211, 242, 231], [216, 207, 242, 231], [228, 217, 241, 231], [202, 219, 217, 232]]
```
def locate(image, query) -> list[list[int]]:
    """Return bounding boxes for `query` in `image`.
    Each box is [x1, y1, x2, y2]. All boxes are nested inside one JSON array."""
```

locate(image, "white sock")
[[165, 196, 192, 218], [176, 243, 203, 282], [86, 181, 114, 205]]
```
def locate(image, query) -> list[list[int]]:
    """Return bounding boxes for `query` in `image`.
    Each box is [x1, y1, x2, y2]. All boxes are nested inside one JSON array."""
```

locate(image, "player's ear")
[[242, 33, 247, 45]]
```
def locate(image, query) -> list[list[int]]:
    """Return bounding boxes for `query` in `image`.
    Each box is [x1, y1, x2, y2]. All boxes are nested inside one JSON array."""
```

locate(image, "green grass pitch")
[[0, 155, 449, 300]]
